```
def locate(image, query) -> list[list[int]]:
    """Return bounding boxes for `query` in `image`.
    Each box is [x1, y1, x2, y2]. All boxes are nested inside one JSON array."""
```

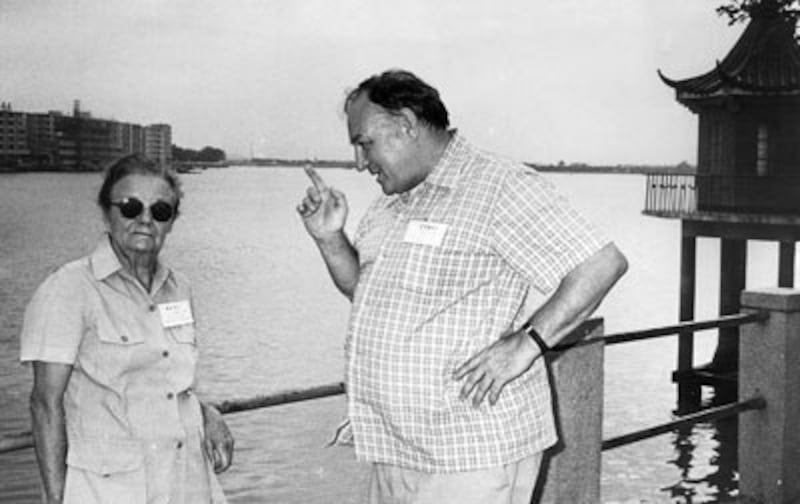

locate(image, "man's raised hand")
[[297, 165, 349, 239]]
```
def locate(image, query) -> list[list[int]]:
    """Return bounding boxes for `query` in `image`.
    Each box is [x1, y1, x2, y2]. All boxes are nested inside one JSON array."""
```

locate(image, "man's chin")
[[376, 178, 392, 194]]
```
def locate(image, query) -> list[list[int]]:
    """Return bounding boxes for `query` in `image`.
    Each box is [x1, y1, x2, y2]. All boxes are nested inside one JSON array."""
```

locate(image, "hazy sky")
[[0, 0, 745, 164]]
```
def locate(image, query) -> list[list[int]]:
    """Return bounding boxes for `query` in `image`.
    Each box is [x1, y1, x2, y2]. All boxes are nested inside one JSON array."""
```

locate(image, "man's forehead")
[[347, 97, 385, 138], [348, 96, 380, 122]]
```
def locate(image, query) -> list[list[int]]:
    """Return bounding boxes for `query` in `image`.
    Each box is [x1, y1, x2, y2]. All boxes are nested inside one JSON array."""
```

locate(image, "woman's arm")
[[30, 361, 73, 504]]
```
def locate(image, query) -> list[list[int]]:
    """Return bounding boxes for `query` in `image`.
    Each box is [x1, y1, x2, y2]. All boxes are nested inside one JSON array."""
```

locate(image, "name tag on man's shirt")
[[158, 300, 194, 328], [403, 220, 448, 247]]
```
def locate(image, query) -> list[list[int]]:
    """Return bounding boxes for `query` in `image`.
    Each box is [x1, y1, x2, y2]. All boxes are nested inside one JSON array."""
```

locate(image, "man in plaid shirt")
[[297, 69, 628, 504]]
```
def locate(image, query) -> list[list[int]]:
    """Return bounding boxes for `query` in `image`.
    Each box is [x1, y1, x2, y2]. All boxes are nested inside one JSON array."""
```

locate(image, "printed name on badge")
[[403, 220, 448, 247], [158, 300, 194, 328]]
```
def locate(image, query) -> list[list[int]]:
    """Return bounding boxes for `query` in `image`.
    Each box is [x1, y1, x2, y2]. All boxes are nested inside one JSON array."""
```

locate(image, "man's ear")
[[398, 107, 419, 139]]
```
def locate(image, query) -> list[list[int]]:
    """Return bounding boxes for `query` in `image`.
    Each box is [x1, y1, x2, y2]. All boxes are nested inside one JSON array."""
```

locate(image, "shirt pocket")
[[67, 437, 145, 476], [167, 323, 196, 345], [65, 438, 146, 504], [81, 317, 145, 388], [96, 318, 146, 346], [399, 245, 495, 298], [398, 245, 498, 328]]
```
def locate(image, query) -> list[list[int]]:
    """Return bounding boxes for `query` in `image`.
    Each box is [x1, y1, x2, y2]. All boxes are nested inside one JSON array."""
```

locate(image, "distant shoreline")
[[234, 159, 696, 175], [0, 160, 696, 176]]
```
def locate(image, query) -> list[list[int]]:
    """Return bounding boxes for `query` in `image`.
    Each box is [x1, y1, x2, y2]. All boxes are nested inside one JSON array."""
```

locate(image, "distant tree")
[[717, 0, 800, 26], [172, 145, 195, 161], [172, 144, 226, 162], [197, 146, 226, 162]]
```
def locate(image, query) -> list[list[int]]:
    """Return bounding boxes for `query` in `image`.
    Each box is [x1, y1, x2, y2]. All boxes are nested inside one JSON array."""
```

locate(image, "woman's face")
[[104, 174, 178, 258]]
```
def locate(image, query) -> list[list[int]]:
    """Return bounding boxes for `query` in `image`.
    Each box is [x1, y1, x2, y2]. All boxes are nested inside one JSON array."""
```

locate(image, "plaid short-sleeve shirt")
[[346, 133, 609, 472]]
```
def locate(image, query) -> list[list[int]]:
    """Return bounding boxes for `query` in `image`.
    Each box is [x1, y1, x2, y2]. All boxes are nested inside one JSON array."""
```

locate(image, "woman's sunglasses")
[[110, 197, 176, 222]]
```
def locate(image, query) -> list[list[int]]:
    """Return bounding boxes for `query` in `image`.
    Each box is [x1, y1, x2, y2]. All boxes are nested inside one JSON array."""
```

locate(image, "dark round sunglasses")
[[110, 197, 176, 222]]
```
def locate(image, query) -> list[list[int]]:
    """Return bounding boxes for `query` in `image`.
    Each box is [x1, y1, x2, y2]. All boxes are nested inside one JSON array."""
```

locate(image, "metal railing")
[[644, 173, 696, 214], [602, 396, 765, 451], [0, 311, 768, 456], [557, 311, 767, 452], [0, 383, 348, 454], [644, 172, 800, 216]]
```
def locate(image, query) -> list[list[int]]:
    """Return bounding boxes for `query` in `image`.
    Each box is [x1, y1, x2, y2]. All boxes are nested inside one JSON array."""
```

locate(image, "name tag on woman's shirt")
[[403, 220, 448, 247], [158, 301, 194, 328]]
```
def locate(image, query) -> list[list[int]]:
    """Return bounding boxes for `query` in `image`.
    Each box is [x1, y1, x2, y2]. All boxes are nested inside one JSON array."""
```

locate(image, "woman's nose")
[[137, 206, 153, 223]]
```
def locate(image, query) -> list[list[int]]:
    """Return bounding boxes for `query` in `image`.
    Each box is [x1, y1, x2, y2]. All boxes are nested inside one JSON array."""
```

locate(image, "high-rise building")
[[0, 101, 171, 170], [0, 103, 30, 168], [56, 114, 123, 171], [117, 122, 146, 157], [144, 123, 172, 166], [26, 113, 57, 167]]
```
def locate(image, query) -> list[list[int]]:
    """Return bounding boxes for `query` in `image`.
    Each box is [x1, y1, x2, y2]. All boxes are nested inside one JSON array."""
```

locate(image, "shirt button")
[[149, 304, 157, 312], [162, 350, 169, 358], [166, 392, 174, 400], [120, 335, 128, 342], [176, 441, 183, 449]]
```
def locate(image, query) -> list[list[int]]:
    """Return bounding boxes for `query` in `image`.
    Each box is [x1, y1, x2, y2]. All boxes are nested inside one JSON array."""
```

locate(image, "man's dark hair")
[[345, 69, 450, 130]]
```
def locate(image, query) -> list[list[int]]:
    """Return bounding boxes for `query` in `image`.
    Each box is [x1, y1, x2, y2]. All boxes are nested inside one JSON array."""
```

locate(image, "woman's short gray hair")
[[97, 154, 182, 215]]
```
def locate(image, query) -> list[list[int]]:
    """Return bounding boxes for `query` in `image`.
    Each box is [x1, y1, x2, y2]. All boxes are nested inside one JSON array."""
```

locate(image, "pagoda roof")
[[659, 7, 800, 100]]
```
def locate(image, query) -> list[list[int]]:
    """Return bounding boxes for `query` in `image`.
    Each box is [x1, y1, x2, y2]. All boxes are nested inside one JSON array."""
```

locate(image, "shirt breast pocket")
[[96, 319, 145, 346], [400, 245, 495, 299], [167, 323, 196, 345], [82, 318, 145, 387]]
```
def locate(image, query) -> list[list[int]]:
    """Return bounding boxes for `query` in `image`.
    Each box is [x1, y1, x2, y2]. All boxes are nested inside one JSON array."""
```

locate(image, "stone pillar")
[[739, 288, 800, 503], [537, 318, 605, 504]]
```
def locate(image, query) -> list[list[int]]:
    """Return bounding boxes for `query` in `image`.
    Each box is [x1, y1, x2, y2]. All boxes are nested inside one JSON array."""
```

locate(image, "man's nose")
[[354, 147, 368, 172]]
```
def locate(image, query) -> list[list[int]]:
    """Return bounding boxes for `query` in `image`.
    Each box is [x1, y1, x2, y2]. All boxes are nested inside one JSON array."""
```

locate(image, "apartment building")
[[0, 103, 29, 167], [0, 101, 171, 170], [144, 123, 172, 166], [26, 113, 57, 166]]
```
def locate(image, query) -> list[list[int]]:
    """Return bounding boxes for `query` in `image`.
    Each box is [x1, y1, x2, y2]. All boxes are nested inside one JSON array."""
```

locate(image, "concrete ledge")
[[741, 287, 800, 312]]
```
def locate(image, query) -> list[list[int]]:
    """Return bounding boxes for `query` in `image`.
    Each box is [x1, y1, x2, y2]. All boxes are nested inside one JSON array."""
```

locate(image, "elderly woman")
[[21, 154, 233, 504]]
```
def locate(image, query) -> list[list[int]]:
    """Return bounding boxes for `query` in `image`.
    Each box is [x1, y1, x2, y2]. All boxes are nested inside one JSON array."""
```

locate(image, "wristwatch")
[[521, 321, 549, 354]]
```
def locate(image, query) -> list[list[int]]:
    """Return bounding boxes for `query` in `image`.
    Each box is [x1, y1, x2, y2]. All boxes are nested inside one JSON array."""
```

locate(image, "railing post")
[[739, 288, 800, 503], [536, 318, 604, 503]]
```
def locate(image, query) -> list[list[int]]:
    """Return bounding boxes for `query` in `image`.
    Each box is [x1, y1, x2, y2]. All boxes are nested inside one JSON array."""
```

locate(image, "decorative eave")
[[659, 8, 800, 105]]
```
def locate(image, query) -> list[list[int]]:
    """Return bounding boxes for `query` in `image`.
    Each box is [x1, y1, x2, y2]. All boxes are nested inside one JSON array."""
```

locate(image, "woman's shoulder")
[[41, 256, 92, 289], [159, 263, 193, 299], [168, 267, 191, 288], [25, 256, 93, 313]]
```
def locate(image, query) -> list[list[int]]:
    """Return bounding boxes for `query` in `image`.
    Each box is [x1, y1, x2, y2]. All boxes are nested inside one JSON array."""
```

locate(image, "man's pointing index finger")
[[304, 165, 329, 191]]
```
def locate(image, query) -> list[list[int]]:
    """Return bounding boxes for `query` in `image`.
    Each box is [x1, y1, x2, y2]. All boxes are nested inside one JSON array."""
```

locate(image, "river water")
[[0, 167, 787, 503]]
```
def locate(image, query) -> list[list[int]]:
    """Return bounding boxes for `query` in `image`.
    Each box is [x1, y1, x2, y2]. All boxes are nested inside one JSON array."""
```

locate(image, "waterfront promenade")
[[1, 167, 787, 502]]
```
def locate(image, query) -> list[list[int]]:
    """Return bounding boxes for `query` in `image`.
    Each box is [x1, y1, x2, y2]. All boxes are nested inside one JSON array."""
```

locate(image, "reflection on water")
[[663, 386, 739, 503]]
